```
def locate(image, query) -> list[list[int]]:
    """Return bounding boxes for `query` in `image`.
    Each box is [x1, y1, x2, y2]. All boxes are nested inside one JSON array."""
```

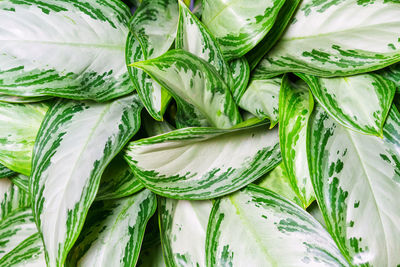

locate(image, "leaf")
[[159, 197, 212, 266], [206, 184, 349, 266], [279, 75, 315, 208], [239, 76, 281, 127], [0, 102, 49, 176], [66, 189, 157, 267], [142, 113, 175, 137], [137, 244, 166, 267], [0, 178, 30, 222], [307, 105, 400, 266], [96, 155, 144, 201], [176, 0, 234, 89], [0, 0, 134, 101], [201, 0, 286, 60], [229, 57, 250, 103], [126, 0, 178, 120], [0, 232, 45, 267], [132, 49, 242, 129], [254, 0, 400, 78], [246, 0, 302, 70], [255, 163, 303, 208], [298, 73, 395, 136], [10, 175, 29, 194], [124, 123, 281, 200], [30, 94, 143, 267], [0, 165, 15, 179], [0, 94, 52, 104], [377, 62, 400, 92]]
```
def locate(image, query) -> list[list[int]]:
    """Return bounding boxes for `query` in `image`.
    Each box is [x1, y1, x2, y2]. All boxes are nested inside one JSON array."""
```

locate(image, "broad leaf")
[[66, 189, 157, 267], [126, 0, 178, 120], [255, 163, 303, 207], [246, 0, 302, 70], [229, 57, 250, 103], [30, 95, 143, 267], [0, 164, 15, 179], [239, 76, 281, 127], [0, 232, 45, 267], [254, 0, 400, 78], [132, 49, 242, 129], [0, 102, 48, 176], [0, 0, 134, 101], [206, 184, 349, 266], [298, 73, 395, 136], [124, 123, 280, 200], [377, 62, 400, 92], [96, 155, 144, 201], [159, 197, 212, 266], [176, 0, 233, 89], [201, 0, 286, 60], [0, 178, 30, 221], [307, 106, 400, 266], [279, 76, 315, 208]]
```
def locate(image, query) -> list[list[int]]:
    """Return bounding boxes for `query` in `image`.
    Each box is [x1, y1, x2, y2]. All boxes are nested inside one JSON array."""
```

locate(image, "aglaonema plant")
[[0, 0, 400, 266]]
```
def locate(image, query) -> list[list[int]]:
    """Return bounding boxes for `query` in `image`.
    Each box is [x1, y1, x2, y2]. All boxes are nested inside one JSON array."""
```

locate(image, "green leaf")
[[124, 123, 281, 200], [0, 94, 52, 104], [0, 178, 30, 222], [307, 105, 400, 266], [30, 95, 143, 267], [137, 243, 166, 267], [229, 57, 250, 103], [0, 102, 48, 176], [239, 76, 281, 127], [255, 163, 303, 207], [0, 232, 45, 267], [254, 0, 400, 78], [176, 0, 234, 89], [126, 0, 178, 120], [201, 0, 286, 60], [206, 184, 349, 266], [246, 0, 302, 70], [10, 175, 29, 194], [0, 165, 15, 179], [377, 62, 400, 92], [159, 197, 212, 266], [298, 73, 395, 136], [0, 0, 134, 101], [66, 189, 157, 267], [96, 155, 144, 201], [132, 49, 242, 129], [279, 75, 315, 208]]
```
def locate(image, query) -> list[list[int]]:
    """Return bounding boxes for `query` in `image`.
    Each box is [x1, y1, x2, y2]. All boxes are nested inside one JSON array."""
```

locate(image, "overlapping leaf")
[[124, 123, 280, 200], [206, 185, 349, 266], [229, 58, 250, 103], [298, 73, 395, 136], [132, 49, 242, 129], [30, 95, 143, 267], [0, 0, 134, 101], [0, 164, 15, 179], [308, 106, 400, 266], [279, 76, 315, 208], [66, 189, 156, 267], [255, 0, 400, 78], [201, 0, 286, 60]]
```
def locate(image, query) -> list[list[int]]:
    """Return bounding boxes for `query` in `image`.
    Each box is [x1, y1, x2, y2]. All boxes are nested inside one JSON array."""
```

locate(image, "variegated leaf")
[[30, 95, 143, 267], [0, 178, 30, 222], [377, 62, 400, 92], [239, 76, 281, 127], [0, 164, 15, 179], [176, 0, 233, 89], [246, 0, 302, 70], [132, 49, 242, 129], [255, 163, 303, 208], [201, 0, 286, 60], [10, 175, 29, 194], [308, 202, 326, 228], [143, 113, 175, 137], [206, 184, 349, 266], [96, 155, 144, 201], [66, 189, 156, 267], [279, 76, 315, 208], [307, 106, 400, 266], [229, 57, 250, 103], [298, 73, 395, 136], [255, 0, 400, 78], [0, 0, 134, 101], [126, 0, 178, 120], [0, 94, 51, 104], [159, 197, 212, 267], [124, 123, 280, 200], [0, 232, 45, 267], [0, 102, 48, 176]]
